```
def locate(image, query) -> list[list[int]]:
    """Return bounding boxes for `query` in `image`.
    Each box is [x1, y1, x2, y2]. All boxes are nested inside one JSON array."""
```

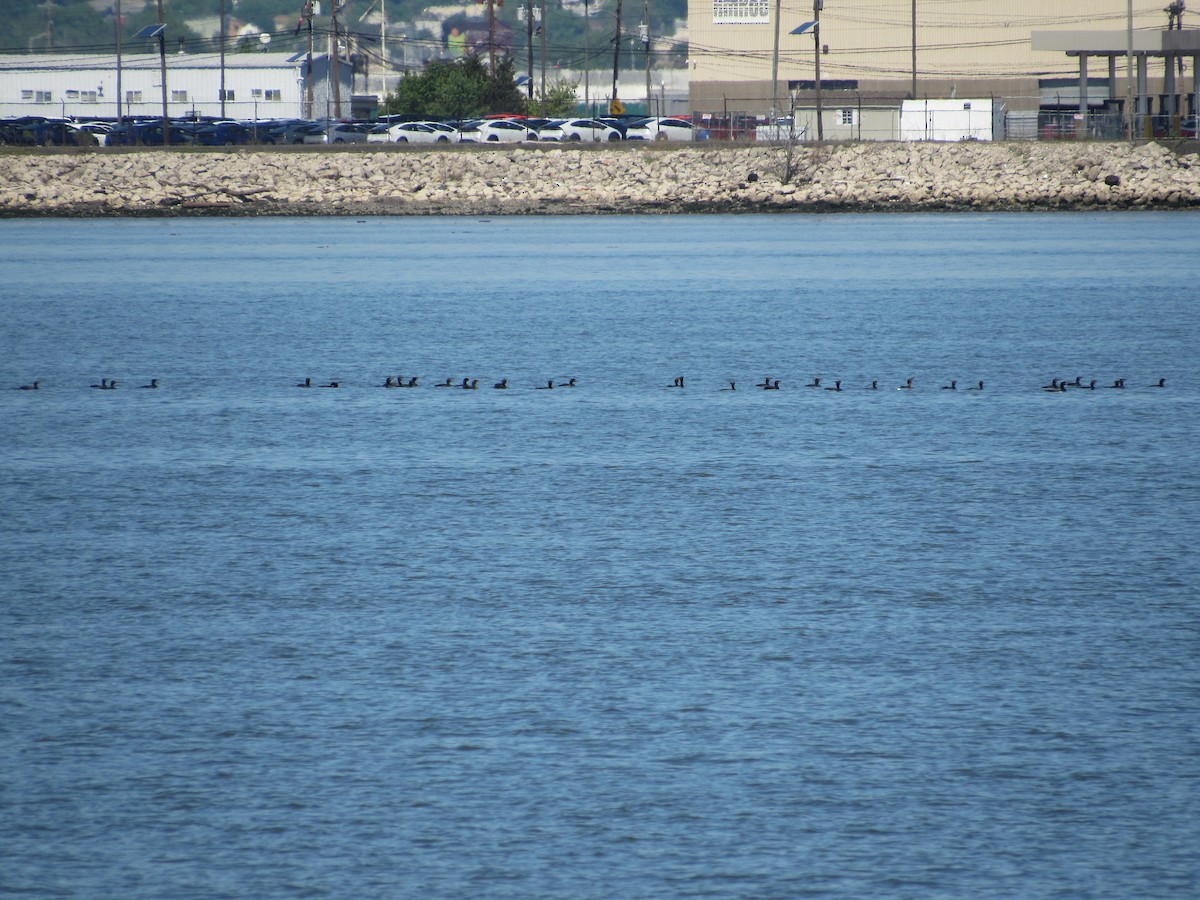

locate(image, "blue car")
[[193, 122, 252, 146]]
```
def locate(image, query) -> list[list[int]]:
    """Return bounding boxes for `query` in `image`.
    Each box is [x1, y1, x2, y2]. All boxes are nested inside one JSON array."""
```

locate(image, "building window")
[[66, 89, 80, 99], [21, 90, 33, 99], [265, 89, 282, 101], [840, 109, 855, 126], [127, 90, 143, 104], [172, 90, 188, 102], [250, 88, 262, 98], [36, 90, 52, 102], [220, 89, 235, 102], [81, 91, 98, 103]]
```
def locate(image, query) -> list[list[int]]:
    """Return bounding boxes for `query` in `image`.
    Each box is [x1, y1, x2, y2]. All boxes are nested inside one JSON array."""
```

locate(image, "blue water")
[[2, 214, 1198, 898]]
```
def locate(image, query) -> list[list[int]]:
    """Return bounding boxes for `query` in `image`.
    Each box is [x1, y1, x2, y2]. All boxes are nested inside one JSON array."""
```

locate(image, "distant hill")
[[2, 0, 688, 73]]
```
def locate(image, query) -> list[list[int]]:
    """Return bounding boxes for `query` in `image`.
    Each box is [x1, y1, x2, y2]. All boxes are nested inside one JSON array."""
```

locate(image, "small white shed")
[[899, 99, 1006, 142]]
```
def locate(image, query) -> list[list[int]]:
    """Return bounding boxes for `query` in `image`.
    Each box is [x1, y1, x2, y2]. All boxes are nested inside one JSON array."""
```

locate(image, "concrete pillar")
[[1193, 55, 1199, 120], [1137, 54, 1149, 115], [1165, 53, 1177, 123], [1077, 53, 1088, 138]]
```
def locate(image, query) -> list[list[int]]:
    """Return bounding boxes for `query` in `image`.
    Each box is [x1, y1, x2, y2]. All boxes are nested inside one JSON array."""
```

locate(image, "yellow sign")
[[609, 99, 626, 115]]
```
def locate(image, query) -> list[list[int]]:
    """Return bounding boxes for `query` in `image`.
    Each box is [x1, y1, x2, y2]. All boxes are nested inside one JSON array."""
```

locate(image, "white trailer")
[[899, 99, 1006, 142]]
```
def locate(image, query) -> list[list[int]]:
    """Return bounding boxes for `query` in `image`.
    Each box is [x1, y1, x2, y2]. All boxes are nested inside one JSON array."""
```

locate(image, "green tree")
[[382, 54, 526, 120], [535, 79, 579, 117], [484, 55, 527, 115]]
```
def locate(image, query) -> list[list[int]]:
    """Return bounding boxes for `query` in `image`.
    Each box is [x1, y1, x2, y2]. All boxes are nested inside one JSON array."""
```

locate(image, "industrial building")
[[0, 52, 353, 121], [686, 0, 1200, 135]]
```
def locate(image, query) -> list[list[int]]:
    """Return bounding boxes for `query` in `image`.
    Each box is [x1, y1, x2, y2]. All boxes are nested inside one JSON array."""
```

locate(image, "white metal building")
[[898, 99, 1006, 142], [0, 52, 354, 120]]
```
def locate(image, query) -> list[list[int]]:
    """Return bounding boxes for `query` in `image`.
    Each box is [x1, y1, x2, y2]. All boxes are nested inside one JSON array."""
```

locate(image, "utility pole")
[[219, 0, 226, 117], [1126, 0, 1134, 140], [584, 0, 590, 113], [770, 0, 781, 119], [43, 0, 56, 49], [115, 0, 123, 122], [642, 0, 650, 118], [813, 0, 823, 141], [910, 0, 916, 98], [156, 0, 168, 142], [331, 0, 342, 118], [539, 0, 547, 113], [304, 1, 314, 118], [487, 0, 496, 78], [526, 0, 534, 101], [611, 0, 622, 111]]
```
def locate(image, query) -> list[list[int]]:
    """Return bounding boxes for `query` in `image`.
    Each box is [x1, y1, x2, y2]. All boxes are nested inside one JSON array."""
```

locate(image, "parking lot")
[[0, 114, 704, 148]]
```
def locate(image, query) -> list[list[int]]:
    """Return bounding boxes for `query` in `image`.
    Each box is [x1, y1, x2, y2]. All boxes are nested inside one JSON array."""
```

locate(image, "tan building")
[[687, 0, 1194, 125]]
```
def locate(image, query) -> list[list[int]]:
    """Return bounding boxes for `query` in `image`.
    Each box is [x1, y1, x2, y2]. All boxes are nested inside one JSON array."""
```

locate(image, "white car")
[[383, 121, 454, 144], [424, 121, 462, 139], [460, 119, 538, 143], [538, 118, 623, 142], [75, 121, 114, 145], [625, 117, 694, 142]]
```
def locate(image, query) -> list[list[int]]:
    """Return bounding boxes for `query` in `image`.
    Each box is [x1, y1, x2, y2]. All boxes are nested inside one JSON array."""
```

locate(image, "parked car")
[[258, 120, 316, 144], [537, 118, 623, 142], [596, 116, 636, 138], [460, 119, 538, 143], [75, 121, 114, 145], [1152, 115, 1197, 138], [41, 121, 99, 146], [302, 122, 371, 144], [384, 121, 454, 144], [193, 121, 252, 146], [0, 118, 96, 146], [107, 121, 196, 145], [425, 121, 461, 138], [625, 116, 695, 142]]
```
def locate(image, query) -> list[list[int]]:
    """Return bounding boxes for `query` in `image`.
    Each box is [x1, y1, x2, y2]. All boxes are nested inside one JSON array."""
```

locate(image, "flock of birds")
[[13, 375, 1169, 392]]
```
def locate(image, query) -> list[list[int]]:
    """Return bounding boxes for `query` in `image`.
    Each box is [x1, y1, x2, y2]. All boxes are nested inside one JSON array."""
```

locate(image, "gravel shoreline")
[[3, 141, 1199, 216]]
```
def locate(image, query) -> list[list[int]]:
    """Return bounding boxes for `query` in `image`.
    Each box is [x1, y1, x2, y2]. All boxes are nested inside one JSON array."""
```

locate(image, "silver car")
[[302, 122, 371, 144]]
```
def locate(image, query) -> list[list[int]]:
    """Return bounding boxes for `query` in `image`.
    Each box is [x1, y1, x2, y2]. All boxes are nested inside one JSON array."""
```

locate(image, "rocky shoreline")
[[2, 140, 1199, 216]]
